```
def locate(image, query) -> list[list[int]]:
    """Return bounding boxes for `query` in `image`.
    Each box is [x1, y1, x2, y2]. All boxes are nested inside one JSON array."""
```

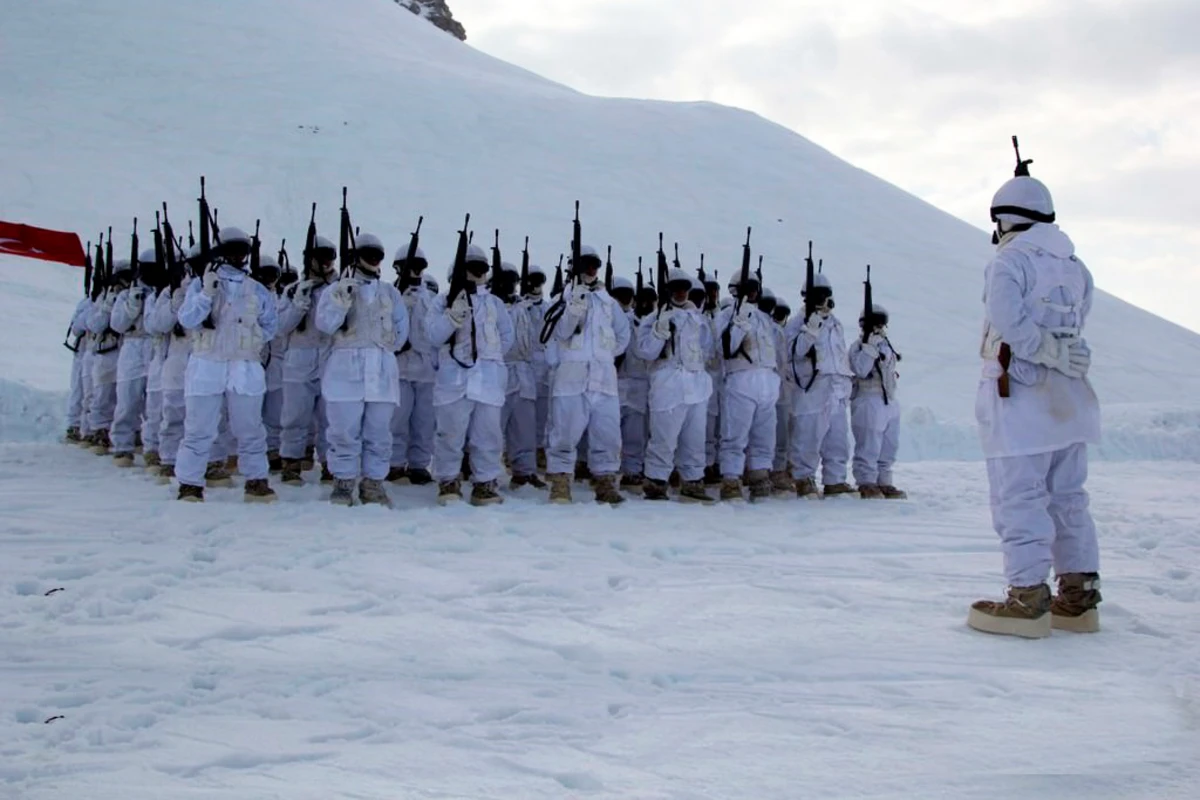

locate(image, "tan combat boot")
[[470, 479, 504, 507], [794, 476, 820, 500], [859, 484, 884, 499], [967, 584, 1052, 639], [747, 469, 772, 503], [547, 473, 572, 504], [280, 459, 304, 486], [243, 479, 278, 504], [112, 452, 136, 468], [1051, 573, 1101, 633], [143, 451, 162, 470], [879, 484, 908, 500], [437, 479, 463, 506], [720, 477, 743, 502], [823, 482, 856, 497], [592, 473, 626, 505], [205, 461, 234, 488], [770, 470, 794, 496], [359, 478, 393, 507]]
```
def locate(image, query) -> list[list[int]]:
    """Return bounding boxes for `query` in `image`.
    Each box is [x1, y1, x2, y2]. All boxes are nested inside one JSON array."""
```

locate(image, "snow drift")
[[2, 0, 1199, 456]]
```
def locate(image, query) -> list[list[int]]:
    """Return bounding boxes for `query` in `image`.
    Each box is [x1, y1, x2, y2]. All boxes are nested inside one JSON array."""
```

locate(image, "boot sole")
[[206, 479, 234, 488], [178, 496, 204, 503], [548, 497, 573, 505], [330, 497, 355, 507], [679, 495, 715, 505], [244, 494, 278, 504], [966, 609, 1051, 639], [1051, 610, 1100, 633], [437, 495, 463, 506], [470, 497, 504, 507], [113, 461, 135, 468], [281, 477, 304, 486]]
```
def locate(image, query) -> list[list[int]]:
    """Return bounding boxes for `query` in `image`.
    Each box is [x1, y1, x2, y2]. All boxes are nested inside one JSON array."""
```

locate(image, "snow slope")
[[2, 447, 1198, 799], [2, 0, 1200, 442]]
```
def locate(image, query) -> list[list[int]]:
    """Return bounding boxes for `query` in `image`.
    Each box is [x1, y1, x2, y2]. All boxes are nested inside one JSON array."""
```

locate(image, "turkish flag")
[[0, 220, 87, 267]]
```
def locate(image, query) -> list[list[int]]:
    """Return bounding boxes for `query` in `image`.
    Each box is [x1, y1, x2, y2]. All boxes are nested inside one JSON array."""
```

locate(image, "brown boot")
[[205, 462, 234, 488], [720, 477, 744, 502], [267, 451, 283, 473], [470, 479, 504, 507], [879, 484, 908, 500], [547, 473, 572, 504], [967, 584, 1052, 639], [823, 482, 856, 497], [643, 478, 669, 501], [770, 470, 794, 496], [143, 451, 161, 470], [437, 479, 463, 506], [243, 478, 277, 504], [1050, 573, 1101, 633], [156, 463, 175, 485], [592, 473, 625, 505], [386, 466, 409, 483], [112, 452, 136, 468], [91, 429, 111, 455], [794, 476, 820, 500], [331, 478, 356, 506], [620, 473, 645, 495], [280, 458, 304, 485], [65, 426, 82, 443], [301, 446, 315, 472], [177, 483, 204, 503], [358, 478, 392, 507], [859, 484, 885, 499], [680, 480, 714, 504], [225, 454, 239, 474], [747, 469, 772, 503], [510, 473, 547, 490]]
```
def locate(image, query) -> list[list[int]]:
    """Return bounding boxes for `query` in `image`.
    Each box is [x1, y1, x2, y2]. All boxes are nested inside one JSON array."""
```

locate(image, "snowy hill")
[[3, 0, 1200, 457]]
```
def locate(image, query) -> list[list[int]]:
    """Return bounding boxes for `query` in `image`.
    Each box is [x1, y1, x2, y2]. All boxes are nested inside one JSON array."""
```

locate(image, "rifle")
[[92, 235, 105, 301], [861, 264, 874, 345], [446, 213, 476, 367], [302, 202, 318, 279], [540, 203, 582, 344], [605, 245, 613, 293], [697, 253, 706, 283], [129, 217, 140, 283], [570, 200, 581, 284], [551, 255, 564, 297], [162, 203, 183, 290], [278, 239, 295, 281], [756, 255, 763, 286], [152, 212, 166, 290], [338, 187, 355, 277], [187, 220, 195, 249], [722, 227, 753, 360], [672, 242, 681, 271], [635, 255, 644, 295], [397, 215, 423, 290], [520, 236, 530, 296], [491, 228, 502, 296], [1012, 135, 1032, 177], [198, 176, 211, 263], [803, 241, 816, 323], [656, 233, 669, 309], [96, 227, 119, 354], [249, 219, 261, 278]]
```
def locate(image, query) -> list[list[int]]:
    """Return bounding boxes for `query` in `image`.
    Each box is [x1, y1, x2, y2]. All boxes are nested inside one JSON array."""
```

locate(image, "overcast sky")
[[451, 0, 1200, 332]]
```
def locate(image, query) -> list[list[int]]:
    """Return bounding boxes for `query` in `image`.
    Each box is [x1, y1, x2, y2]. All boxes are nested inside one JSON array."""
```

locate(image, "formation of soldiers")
[[61, 202, 905, 509]]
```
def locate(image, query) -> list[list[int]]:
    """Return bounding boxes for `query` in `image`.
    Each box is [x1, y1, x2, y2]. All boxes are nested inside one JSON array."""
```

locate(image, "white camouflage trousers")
[[280, 378, 326, 461], [177, 392, 268, 487], [719, 386, 776, 478], [547, 392, 621, 476], [646, 401, 707, 483], [326, 399, 394, 481], [502, 394, 538, 477], [111, 377, 147, 453], [391, 379, 435, 470], [433, 399, 504, 484], [851, 394, 900, 487], [986, 443, 1100, 586]]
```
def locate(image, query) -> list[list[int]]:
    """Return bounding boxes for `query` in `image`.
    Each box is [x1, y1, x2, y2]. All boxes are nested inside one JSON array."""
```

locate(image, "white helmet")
[[666, 267, 691, 287], [355, 232, 385, 256], [393, 244, 427, 263], [138, 247, 158, 265], [612, 276, 633, 292], [111, 258, 133, 276], [313, 234, 336, 252], [812, 273, 832, 291], [218, 226, 252, 245], [465, 243, 489, 264], [990, 176, 1055, 226], [500, 260, 519, 277], [258, 253, 279, 269]]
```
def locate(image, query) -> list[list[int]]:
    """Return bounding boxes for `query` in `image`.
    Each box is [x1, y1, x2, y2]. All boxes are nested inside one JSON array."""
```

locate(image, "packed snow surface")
[[2, 446, 1198, 799], [3, 0, 1200, 433]]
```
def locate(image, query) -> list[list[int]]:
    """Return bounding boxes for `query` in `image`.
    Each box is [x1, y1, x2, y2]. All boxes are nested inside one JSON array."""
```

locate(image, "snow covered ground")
[[2, 444, 1197, 799]]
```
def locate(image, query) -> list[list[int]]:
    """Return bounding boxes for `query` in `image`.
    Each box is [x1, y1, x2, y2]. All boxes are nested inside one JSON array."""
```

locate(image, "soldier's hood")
[[1001, 223, 1075, 259]]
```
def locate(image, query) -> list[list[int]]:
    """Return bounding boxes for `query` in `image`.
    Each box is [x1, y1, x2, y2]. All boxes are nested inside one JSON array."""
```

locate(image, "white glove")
[[1066, 338, 1091, 378], [1030, 331, 1087, 379], [291, 290, 312, 313], [653, 308, 674, 339], [330, 278, 355, 309], [859, 341, 880, 360], [804, 313, 823, 337], [732, 300, 755, 329], [447, 293, 470, 326], [202, 270, 220, 298], [568, 288, 589, 317], [867, 332, 886, 349], [125, 288, 145, 312]]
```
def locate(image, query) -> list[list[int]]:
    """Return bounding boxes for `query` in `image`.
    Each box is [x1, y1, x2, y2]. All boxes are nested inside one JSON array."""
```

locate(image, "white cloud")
[[452, 0, 1200, 331]]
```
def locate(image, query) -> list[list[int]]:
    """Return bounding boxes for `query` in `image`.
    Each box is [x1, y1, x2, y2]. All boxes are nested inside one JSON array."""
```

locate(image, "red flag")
[[0, 220, 87, 267]]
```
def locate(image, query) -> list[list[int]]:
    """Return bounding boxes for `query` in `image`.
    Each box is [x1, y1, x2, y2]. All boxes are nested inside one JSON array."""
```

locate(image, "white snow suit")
[[786, 312, 853, 486], [716, 302, 780, 478], [392, 280, 437, 472], [849, 335, 901, 487]]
